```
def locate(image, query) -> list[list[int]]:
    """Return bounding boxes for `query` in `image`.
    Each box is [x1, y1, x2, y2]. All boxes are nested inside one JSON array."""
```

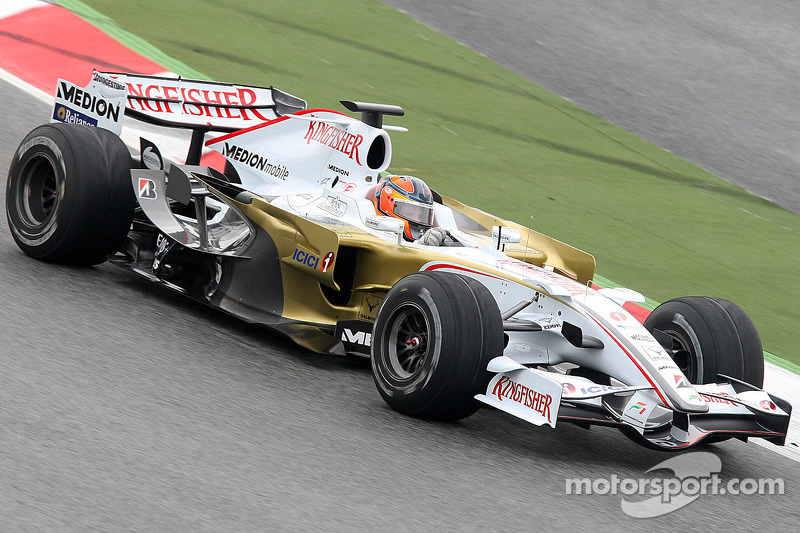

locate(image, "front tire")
[[627, 297, 764, 448], [371, 272, 504, 421], [644, 296, 764, 387], [6, 123, 135, 265]]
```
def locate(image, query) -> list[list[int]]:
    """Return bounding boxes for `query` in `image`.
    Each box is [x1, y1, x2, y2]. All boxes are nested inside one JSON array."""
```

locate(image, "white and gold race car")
[[5, 71, 791, 450]]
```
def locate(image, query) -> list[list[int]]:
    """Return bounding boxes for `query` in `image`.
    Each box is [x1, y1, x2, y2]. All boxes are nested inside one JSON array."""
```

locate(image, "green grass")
[[60, 0, 800, 364]]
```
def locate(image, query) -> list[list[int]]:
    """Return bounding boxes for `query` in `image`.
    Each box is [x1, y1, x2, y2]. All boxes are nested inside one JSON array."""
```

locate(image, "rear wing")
[[51, 71, 307, 165], [97, 71, 306, 132]]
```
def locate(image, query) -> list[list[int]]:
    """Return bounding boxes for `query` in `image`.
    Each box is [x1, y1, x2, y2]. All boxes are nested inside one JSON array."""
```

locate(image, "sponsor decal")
[[17, 137, 64, 171], [642, 345, 672, 361], [140, 138, 163, 171], [338, 181, 357, 192], [138, 178, 157, 200], [303, 121, 363, 164], [318, 195, 347, 218], [335, 320, 373, 354], [609, 312, 627, 321], [359, 294, 383, 321], [342, 328, 370, 346], [491, 375, 553, 423], [291, 248, 319, 269], [365, 217, 380, 229], [56, 80, 121, 123], [152, 233, 173, 271], [126, 82, 271, 121], [92, 71, 126, 91], [327, 163, 350, 177], [561, 383, 629, 397], [649, 355, 674, 362], [673, 374, 691, 388], [621, 391, 653, 430], [631, 334, 654, 342], [52, 104, 97, 127], [321, 252, 335, 273], [537, 316, 561, 330], [581, 385, 627, 395], [141, 146, 162, 170], [700, 392, 737, 406], [290, 249, 334, 271], [223, 143, 288, 180], [628, 401, 648, 415], [759, 400, 777, 411]]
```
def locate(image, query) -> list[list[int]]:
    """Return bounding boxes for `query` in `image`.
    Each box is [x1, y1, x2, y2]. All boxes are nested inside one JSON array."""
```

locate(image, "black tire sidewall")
[[6, 124, 133, 265], [371, 272, 502, 420], [644, 296, 758, 385], [8, 127, 76, 256]]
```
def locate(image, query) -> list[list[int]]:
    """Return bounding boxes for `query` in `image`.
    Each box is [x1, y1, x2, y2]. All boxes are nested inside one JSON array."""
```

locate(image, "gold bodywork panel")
[[441, 195, 596, 284], [227, 191, 595, 327]]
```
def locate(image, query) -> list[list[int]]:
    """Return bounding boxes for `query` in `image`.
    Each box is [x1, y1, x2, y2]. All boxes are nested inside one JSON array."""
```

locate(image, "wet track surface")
[[1, 81, 799, 531], [385, 0, 800, 214]]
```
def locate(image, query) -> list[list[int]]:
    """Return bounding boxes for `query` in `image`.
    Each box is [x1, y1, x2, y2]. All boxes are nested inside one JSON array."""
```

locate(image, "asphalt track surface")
[[385, 0, 800, 214], [2, 5, 800, 533], [1, 83, 799, 532]]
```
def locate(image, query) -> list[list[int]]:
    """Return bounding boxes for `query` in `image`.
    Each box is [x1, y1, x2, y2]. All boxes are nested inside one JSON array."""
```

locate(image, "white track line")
[[0, 0, 45, 19]]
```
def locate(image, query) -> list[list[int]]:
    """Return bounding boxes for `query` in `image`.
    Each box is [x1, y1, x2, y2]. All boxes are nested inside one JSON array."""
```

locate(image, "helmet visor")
[[394, 198, 434, 227]]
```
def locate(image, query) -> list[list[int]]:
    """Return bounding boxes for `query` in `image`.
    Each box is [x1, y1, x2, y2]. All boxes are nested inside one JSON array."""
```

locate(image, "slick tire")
[[6, 123, 135, 265], [644, 296, 764, 387], [622, 297, 765, 450], [371, 271, 504, 421]]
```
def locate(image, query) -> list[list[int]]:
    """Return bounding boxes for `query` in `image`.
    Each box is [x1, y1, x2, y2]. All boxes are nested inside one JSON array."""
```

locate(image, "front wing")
[[476, 356, 792, 449]]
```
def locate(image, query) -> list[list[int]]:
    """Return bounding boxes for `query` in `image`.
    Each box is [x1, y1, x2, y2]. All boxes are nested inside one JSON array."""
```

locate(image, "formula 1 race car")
[[5, 71, 792, 450]]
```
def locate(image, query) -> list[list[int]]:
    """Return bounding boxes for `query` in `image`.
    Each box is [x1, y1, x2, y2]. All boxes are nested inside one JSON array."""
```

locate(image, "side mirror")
[[366, 215, 406, 244], [492, 225, 521, 249]]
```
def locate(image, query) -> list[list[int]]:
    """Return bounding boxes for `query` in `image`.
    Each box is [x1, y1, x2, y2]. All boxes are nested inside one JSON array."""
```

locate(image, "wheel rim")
[[385, 303, 430, 381], [15, 154, 61, 229], [663, 329, 698, 383]]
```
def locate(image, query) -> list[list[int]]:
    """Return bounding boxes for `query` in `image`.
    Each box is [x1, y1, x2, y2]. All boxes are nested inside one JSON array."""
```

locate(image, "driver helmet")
[[372, 175, 434, 240]]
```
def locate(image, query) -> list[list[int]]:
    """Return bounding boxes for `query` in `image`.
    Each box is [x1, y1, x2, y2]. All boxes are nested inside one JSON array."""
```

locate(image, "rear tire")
[[6, 123, 135, 265], [371, 272, 503, 421]]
